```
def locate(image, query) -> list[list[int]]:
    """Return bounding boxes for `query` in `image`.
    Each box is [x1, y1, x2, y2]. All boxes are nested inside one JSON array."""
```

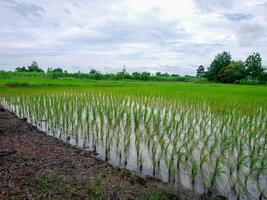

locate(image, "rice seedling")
[[208, 156, 224, 195], [191, 160, 199, 190]]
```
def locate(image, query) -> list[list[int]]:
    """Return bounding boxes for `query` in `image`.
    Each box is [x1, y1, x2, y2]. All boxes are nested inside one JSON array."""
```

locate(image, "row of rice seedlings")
[[1, 92, 266, 200]]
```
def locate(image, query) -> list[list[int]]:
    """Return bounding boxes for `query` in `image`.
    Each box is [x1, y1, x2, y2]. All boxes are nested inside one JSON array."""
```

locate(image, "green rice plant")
[[167, 153, 176, 183], [151, 140, 157, 176], [139, 151, 145, 171], [255, 154, 267, 180], [208, 156, 224, 195], [175, 150, 186, 170], [191, 160, 199, 189], [123, 137, 131, 166], [157, 139, 166, 168], [135, 131, 142, 159], [186, 140, 198, 161], [236, 146, 248, 177]]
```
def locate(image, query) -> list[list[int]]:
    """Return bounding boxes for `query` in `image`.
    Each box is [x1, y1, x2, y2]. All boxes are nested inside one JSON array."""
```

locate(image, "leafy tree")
[[52, 68, 63, 73], [207, 52, 232, 81], [218, 61, 246, 83], [88, 69, 102, 80], [114, 70, 130, 80], [196, 65, 205, 77], [89, 69, 98, 74], [140, 72, 150, 81], [132, 72, 141, 80], [155, 72, 170, 77], [156, 72, 161, 76], [245, 53, 264, 78], [162, 73, 169, 77], [258, 71, 267, 84], [32, 61, 38, 67], [15, 66, 27, 72], [27, 61, 44, 72]]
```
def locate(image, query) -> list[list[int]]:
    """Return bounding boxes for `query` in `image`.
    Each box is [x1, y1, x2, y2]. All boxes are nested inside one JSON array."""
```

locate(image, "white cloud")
[[0, 0, 266, 74]]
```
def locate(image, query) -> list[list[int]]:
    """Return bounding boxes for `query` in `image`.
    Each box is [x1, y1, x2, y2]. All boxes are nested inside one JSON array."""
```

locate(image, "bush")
[[258, 72, 267, 84], [239, 76, 260, 85]]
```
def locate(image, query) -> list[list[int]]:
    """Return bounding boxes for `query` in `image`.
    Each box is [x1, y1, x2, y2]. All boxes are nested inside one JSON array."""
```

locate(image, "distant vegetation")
[[1, 51, 266, 84], [1, 61, 200, 82], [197, 52, 267, 84]]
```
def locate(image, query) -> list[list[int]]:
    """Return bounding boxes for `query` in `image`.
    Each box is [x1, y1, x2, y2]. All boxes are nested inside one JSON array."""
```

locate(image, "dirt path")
[[0, 105, 223, 200]]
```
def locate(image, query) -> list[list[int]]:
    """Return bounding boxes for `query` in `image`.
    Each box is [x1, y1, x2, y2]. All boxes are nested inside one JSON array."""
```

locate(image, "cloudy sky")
[[0, 0, 266, 75]]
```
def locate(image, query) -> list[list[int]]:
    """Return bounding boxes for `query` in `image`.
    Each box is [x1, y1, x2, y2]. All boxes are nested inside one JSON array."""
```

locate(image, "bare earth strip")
[[0, 105, 223, 200]]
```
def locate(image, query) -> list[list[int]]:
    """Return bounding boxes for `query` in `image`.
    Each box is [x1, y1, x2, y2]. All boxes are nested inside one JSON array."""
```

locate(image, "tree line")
[[6, 53, 267, 84], [196, 52, 267, 84], [13, 62, 198, 82]]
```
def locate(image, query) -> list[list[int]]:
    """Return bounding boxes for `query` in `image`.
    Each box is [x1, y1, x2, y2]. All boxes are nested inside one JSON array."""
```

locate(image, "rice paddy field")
[[0, 78, 267, 200]]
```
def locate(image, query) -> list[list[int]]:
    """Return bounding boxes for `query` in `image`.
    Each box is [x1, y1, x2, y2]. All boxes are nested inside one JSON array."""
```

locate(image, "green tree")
[[258, 71, 267, 84], [207, 52, 232, 81], [196, 65, 205, 77], [156, 72, 161, 76], [15, 66, 27, 72], [27, 61, 44, 72], [132, 72, 141, 80], [245, 53, 264, 78], [140, 72, 150, 80], [218, 61, 246, 83], [115, 69, 130, 80], [52, 68, 63, 73], [88, 69, 102, 80], [89, 69, 98, 74]]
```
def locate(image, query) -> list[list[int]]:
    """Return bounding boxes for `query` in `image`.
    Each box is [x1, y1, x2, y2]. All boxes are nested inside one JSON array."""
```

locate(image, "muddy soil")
[[0, 105, 224, 200]]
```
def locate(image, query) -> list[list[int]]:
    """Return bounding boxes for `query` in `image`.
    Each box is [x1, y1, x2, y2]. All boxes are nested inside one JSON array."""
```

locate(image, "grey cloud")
[[53, 22, 61, 28], [254, 1, 267, 8], [237, 23, 266, 47], [61, 31, 124, 46], [119, 51, 158, 61], [0, 45, 66, 58], [0, 27, 36, 42], [70, 2, 80, 8], [167, 42, 225, 56], [225, 13, 253, 22], [64, 8, 71, 15], [61, 18, 188, 48], [4, 0, 45, 18], [193, 0, 233, 12]]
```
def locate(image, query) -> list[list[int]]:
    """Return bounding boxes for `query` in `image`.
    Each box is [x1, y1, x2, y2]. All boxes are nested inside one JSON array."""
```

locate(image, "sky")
[[0, 0, 266, 75]]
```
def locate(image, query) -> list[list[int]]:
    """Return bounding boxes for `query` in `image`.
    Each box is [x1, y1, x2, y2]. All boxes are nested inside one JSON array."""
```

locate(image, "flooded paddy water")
[[1, 92, 266, 200]]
